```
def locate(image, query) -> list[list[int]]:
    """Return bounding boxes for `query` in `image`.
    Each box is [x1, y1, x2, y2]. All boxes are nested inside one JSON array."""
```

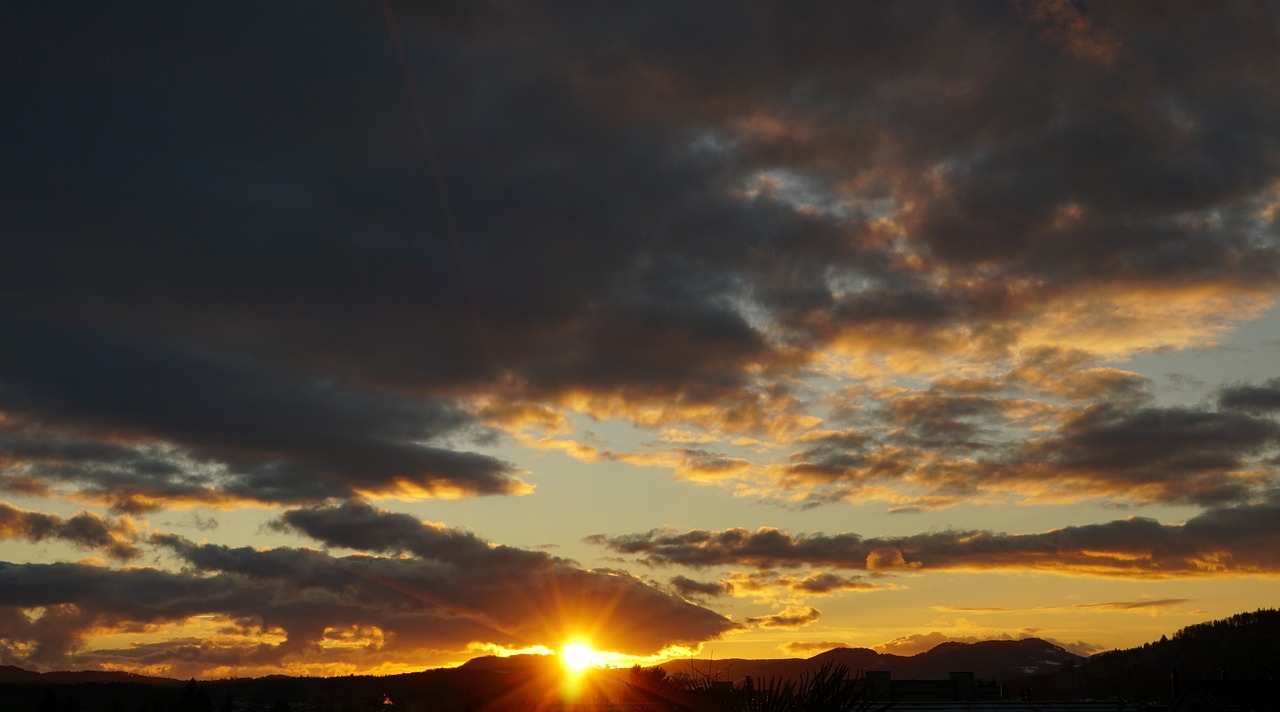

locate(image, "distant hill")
[[900, 637, 1082, 679], [1094, 607, 1280, 681], [1015, 608, 1280, 704], [652, 637, 1082, 685], [459, 653, 560, 673], [3, 609, 1277, 710], [649, 611, 1280, 704], [0, 664, 178, 685]]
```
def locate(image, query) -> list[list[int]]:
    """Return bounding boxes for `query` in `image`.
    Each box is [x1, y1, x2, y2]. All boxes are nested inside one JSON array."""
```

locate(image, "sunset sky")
[[4, 1, 1280, 679]]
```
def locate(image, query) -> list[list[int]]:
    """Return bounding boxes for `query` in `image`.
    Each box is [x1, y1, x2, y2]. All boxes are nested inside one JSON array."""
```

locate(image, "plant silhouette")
[[657, 660, 891, 712]]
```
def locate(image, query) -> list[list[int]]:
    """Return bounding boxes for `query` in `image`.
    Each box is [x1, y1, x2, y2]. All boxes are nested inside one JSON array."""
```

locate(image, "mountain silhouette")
[[0, 665, 179, 685], [653, 637, 1081, 685], [3, 609, 1277, 710]]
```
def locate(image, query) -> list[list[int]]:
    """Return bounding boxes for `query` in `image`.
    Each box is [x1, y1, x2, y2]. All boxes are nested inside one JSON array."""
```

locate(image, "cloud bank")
[[3, 0, 1280, 674], [0, 502, 736, 676], [591, 496, 1280, 579]]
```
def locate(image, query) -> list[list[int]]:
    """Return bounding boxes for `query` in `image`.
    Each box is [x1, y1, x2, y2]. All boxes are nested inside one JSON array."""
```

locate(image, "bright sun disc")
[[561, 642, 597, 671]]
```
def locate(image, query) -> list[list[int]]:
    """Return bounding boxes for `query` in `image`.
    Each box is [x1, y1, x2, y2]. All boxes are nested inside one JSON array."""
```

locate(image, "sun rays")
[[560, 641, 603, 672]]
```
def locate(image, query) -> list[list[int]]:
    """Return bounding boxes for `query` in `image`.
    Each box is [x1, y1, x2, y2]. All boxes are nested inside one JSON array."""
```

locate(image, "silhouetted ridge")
[[809, 646, 885, 666], [654, 638, 1083, 685], [921, 641, 968, 656], [1017, 608, 1280, 703], [1087, 607, 1280, 678], [0, 666, 178, 685], [0, 665, 42, 684], [1170, 607, 1280, 642], [459, 653, 558, 673], [3, 610, 1277, 710]]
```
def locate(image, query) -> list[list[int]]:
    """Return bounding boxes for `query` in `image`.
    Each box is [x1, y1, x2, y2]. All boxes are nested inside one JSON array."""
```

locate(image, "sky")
[[3, 1, 1280, 679]]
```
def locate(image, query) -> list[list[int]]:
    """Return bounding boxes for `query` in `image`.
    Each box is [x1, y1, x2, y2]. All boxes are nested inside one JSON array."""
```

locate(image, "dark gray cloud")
[[1008, 403, 1280, 505], [0, 505, 738, 673], [714, 570, 882, 598], [0, 503, 139, 560], [669, 575, 731, 599], [1220, 378, 1280, 412], [3, 2, 788, 397], [0, 319, 524, 509], [786, 572, 878, 595], [266, 501, 741, 654], [0, 562, 250, 666], [270, 500, 496, 561], [0, 556, 515, 671], [5, 2, 1279, 453], [881, 392, 1010, 452], [776, 374, 1280, 510], [589, 496, 1280, 578]]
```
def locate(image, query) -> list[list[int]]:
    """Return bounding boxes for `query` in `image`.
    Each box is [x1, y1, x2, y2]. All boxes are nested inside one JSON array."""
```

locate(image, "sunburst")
[[560, 641, 601, 672]]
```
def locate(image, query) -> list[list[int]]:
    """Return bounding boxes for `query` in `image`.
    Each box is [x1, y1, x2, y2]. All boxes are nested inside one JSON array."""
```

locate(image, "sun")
[[560, 642, 600, 672]]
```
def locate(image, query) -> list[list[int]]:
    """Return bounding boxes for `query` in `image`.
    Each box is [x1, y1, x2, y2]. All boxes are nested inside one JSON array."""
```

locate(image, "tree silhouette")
[[173, 679, 213, 712], [630, 663, 674, 690]]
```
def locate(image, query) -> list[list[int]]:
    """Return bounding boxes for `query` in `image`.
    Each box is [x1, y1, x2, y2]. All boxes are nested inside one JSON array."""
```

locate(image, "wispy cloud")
[[933, 598, 1189, 614]]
